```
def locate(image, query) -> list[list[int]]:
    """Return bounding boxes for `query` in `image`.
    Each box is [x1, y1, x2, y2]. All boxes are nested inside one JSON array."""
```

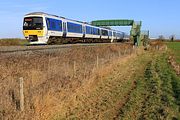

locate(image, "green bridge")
[[91, 20, 143, 46]]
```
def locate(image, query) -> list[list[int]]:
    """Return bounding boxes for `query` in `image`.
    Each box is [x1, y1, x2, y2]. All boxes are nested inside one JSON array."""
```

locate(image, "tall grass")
[[0, 44, 135, 120], [0, 38, 28, 46]]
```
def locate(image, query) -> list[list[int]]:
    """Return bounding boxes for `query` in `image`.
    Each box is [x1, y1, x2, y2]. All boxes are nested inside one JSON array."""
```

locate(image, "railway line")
[[0, 42, 132, 54]]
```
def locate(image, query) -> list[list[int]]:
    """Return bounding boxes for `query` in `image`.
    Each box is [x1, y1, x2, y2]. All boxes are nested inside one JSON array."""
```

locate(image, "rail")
[[0, 43, 131, 54]]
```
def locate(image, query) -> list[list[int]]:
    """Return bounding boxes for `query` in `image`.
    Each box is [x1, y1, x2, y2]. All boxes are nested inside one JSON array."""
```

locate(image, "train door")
[[82, 24, 86, 38], [63, 22, 67, 37]]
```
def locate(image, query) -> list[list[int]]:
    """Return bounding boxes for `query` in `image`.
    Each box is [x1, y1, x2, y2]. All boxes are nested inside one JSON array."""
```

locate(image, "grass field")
[[0, 41, 179, 120], [52, 49, 180, 120], [117, 52, 180, 120], [167, 42, 180, 63], [0, 44, 134, 120], [0, 38, 28, 46]]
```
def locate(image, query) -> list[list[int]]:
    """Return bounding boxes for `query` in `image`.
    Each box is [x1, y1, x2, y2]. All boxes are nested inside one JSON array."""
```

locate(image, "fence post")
[[19, 77, 24, 111], [64, 62, 67, 76], [118, 51, 121, 57], [96, 55, 99, 68], [124, 49, 127, 55], [47, 54, 51, 79], [165, 45, 168, 51], [73, 61, 76, 76]]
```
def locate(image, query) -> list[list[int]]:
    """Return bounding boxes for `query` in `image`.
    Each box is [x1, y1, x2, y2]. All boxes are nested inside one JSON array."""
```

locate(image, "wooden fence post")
[[47, 54, 51, 79], [63, 62, 67, 76], [96, 55, 99, 68], [19, 77, 24, 111], [73, 61, 76, 76], [124, 49, 127, 55], [118, 51, 121, 57]]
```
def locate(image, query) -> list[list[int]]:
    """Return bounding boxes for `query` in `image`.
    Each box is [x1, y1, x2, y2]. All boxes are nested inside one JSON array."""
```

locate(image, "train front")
[[23, 15, 47, 44]]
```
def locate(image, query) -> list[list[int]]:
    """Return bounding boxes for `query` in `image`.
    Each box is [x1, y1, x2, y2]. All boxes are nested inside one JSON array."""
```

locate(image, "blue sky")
[[0, 0, 179, 39]]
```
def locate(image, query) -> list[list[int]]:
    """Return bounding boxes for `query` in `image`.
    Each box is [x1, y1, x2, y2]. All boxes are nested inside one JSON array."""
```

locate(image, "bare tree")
[[169, 35, 175, 42], [158, 35, 165, 41]]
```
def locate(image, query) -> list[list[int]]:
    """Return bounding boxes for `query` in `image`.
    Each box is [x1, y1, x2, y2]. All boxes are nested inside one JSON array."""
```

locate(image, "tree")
[[169, 35, 175, 42], [158, 35, 165, 41]]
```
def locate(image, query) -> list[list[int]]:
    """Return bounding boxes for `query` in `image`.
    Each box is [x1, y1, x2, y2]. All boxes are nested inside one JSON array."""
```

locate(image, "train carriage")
[[84, 25, 94, 38], [66, 20, 84, 38], [46, 17, 64, 38]]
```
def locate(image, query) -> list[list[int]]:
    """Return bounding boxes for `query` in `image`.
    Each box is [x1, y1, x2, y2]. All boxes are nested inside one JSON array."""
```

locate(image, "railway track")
[[0, 42, 131, 54]]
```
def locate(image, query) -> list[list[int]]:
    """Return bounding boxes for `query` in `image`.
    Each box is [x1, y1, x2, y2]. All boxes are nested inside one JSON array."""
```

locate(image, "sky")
[[0, 0, 179, 39]]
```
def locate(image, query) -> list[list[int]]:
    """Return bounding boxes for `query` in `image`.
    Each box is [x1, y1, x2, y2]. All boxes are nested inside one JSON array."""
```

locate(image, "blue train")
[[23, 12, 128, 44]]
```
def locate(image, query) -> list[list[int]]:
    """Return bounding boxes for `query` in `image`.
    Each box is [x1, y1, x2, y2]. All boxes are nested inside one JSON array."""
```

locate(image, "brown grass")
[[0, 43, 136, 120], [0, 38, 28, 46], [53, 54, 143, 120], [149, 40, 168, 51]]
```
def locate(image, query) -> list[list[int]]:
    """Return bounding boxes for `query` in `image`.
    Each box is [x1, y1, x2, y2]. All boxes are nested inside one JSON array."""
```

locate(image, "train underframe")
[[47, 36, 113, 45]]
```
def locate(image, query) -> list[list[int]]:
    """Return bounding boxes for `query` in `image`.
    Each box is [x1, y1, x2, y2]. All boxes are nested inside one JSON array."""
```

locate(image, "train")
[[23, 12, 129, 44]]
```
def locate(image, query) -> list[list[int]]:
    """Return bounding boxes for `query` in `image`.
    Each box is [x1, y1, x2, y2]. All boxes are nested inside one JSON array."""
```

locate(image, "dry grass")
[[52, 52, 146, 120], [0, 38, 28, 46], [0, 43, 136, 120]]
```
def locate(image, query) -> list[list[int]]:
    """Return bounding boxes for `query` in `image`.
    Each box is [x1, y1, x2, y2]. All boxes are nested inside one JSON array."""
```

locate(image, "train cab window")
[[33, 18, 43, 29], [23, 17, 43, 30]]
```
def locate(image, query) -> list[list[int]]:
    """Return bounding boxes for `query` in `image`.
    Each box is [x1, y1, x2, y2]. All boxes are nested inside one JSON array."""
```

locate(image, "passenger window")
[[46, 19, 50, 29], [52, 22, 56, 29]]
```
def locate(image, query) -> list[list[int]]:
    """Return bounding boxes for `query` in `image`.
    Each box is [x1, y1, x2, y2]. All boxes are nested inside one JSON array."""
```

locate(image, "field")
[[0, 41, 180, 120], [167, 42, 180, 63], [0, 39, 28, 46], [116, 52, 180, 119], [0, 43, 135, 119]]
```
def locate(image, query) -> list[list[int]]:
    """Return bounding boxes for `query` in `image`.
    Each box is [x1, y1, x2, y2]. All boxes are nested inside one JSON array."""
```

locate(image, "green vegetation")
[[118, 53, 180, 120], [167, 42, 180, 63], [0, 38, 28, 46]]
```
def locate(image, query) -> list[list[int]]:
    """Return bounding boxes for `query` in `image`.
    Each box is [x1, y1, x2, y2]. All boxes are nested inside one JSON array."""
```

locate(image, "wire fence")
[[0, 44, 136, 119]]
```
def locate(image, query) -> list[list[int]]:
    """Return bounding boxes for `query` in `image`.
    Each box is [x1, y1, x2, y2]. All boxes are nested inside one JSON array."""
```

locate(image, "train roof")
[[26, 12, 62, 17], [25, 12, 87, 24]]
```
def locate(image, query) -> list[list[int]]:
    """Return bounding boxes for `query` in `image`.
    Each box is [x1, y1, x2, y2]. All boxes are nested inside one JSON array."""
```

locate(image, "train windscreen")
[[23, 17, 43, 30]]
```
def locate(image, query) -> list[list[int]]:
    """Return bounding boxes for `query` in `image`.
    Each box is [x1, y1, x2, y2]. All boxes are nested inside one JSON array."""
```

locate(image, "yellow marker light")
[[23, 30, 44, 37]]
